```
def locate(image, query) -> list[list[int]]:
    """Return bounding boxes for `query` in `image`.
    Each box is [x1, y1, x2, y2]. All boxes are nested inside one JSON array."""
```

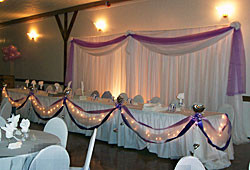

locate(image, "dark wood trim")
[[55, 15, 64, 40], [64, 13, 68, 40], [242, 96, 250, 102], [66, 11, 78, 40], [15, 78, 64, 85], [0, 0, 133, 28], [55, 11, 79, 85]]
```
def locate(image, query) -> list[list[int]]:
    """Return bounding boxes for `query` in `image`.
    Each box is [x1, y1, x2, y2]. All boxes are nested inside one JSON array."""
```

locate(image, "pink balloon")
[[2, 45, 21, 61]]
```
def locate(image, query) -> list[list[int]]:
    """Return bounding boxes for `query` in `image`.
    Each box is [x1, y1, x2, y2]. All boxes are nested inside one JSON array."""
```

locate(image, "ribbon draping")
[[2, 88, 231, 151], [66, 23, 246, 96]]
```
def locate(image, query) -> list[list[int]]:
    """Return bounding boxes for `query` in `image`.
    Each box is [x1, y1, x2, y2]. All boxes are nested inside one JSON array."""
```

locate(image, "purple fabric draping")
[[227, 29, 246, 96], [66, 25, 246, 95], [3, 89, 231, 151], [130, 27, 232, 44]]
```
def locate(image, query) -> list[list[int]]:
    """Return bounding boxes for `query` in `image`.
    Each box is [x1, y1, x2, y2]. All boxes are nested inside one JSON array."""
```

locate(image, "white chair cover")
[[170, 99, 179, 105], [174, 156, 206, 170], [119, 93, 128, 101], [0, 116, 7, 127], [28, 145, 70, 170], [218, 104, 235, 125], [44, 117, 68, 148], [150, 97, 161, 104], [55, 86, 63, 93], [133, 95, 144, 104], [46, 85, 55, 93], [90, 90, 100, 98], [70, 128, 97, 170], [75, 88, 83, 96], [0, 100, 12, 120], [101, 91, 112, 99]]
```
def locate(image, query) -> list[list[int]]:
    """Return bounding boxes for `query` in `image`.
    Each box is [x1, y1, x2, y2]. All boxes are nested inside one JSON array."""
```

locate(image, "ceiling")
[[0, 0, 102, 23]]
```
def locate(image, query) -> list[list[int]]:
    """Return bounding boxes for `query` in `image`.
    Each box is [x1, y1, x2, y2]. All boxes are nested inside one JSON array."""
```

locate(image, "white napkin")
[[38, 81, 44, 89], [54, 83, 60, 91], [8, 141, 22, 149], [67, 81, 72, 89], [177, 93, 185, 106], [1, 123, 17, 139], [7, 114, 20, 128], [20, 119, 30, 133], [81, 81, 84, 94], [31, 80, 36, 87], [177, 93, 184, 100], [25, 79, 29, 87]]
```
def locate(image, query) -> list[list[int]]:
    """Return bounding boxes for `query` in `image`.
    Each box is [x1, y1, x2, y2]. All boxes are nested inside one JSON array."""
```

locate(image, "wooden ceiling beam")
[[0, 0, 133, 28]]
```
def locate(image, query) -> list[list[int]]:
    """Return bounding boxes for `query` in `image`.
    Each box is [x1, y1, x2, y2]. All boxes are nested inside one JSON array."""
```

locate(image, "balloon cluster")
[[2, 45, 21, 61]]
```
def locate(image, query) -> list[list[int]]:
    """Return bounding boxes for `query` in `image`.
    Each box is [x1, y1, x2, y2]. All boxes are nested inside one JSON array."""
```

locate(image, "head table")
[[0, 129, 60, 170], [1, 88, 234, 170]]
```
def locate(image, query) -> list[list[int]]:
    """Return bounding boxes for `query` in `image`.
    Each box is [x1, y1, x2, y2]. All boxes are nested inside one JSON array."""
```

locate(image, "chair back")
[[0, 116, 7, 127], [75, 88, 83, 96], [46, 85, 55, 93], [0, 101, 12, 120], [101, 91, 112, 99], [44, 117, 68, 148], [174, 156, 205, 170], [133, 95, 144, 104], [29, 145, 70, 170], [119, 93, 128, 101], [90, 90, 100, 98], [218, 104, 234, 125], [150, 97, 161, 104], [83, 128, 98, 170]]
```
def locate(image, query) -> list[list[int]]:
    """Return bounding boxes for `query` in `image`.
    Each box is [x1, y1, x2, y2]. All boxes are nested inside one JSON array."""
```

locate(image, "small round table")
[[0, 130, 60, 170]]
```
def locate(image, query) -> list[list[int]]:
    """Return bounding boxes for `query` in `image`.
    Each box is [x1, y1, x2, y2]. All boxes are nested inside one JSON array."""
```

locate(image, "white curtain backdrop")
[[71, 26, 247, 144]]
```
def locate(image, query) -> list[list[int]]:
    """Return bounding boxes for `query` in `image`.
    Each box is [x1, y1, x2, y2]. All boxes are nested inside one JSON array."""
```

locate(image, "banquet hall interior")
[[0, 0, 250, 170]]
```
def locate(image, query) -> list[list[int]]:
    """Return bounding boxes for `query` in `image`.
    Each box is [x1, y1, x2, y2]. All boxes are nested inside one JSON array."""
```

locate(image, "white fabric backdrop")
[[70, 26, 247, 144]]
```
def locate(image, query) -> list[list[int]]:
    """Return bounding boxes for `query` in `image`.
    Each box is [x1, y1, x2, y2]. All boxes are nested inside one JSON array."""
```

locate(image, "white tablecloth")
[[1, 90, 234, 169]]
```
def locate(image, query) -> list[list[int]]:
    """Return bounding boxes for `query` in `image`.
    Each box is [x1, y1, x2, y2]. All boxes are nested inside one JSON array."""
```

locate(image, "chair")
[[101, 91, 112, 99], [217, 104, 234, 125], [0, 101, 12, 120], [174, 156, 205, 170], [70, 128, 98, 170], [170, 99, 179, 107], [133, 95, 144, 104], [75, 88, 83, 96], [29, 145, 70, 170], [46, 85, 55, 93], [119, 93, 128, 101], [90, 90, 100, 98], [150, 97, 161, 103], [43, 117, 68, 148], [0, 116, 7, 127]]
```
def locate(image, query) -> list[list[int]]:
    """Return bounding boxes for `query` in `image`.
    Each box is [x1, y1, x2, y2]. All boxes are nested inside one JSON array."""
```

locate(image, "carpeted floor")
[[30, 123, 250, 170]]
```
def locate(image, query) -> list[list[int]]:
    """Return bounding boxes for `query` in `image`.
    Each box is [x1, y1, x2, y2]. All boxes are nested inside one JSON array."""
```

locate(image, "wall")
[[0, 0, 249, 94]]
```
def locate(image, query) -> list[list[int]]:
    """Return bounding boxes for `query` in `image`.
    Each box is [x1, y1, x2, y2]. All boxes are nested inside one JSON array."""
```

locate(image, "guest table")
[[0, 129, 60, 170], [1, 88, 234, 170]]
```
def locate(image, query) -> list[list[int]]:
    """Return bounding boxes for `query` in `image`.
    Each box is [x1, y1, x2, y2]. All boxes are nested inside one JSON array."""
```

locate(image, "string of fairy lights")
[[1, 87, 231, 149]]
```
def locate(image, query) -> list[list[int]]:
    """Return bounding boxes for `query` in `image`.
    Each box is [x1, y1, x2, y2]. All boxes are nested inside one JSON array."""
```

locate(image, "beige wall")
[[0, 0, 249, 93]]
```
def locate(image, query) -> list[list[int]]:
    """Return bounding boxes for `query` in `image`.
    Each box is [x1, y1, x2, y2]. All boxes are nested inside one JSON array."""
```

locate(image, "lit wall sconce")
[[94, 20, 106, 32], [0, 0, 5, 3], [27, 30, 40, 41], [216, 3, 234, 18]]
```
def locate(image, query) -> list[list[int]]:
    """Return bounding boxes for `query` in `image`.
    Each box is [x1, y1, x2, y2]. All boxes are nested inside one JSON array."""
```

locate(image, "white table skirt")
[[1, 90, 234, 170]]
